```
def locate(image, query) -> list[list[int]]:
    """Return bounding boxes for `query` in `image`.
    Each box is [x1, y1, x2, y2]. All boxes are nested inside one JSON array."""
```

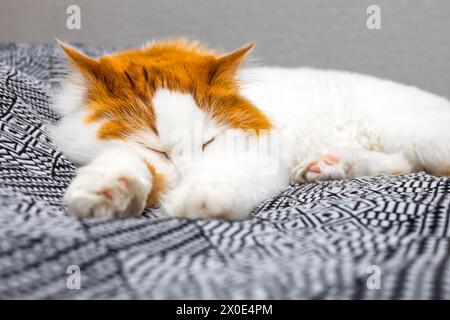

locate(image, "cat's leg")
[[64, 145, 164, 218], [380, 133, 450, 177], [291, 147, 413, 183], [161, 154, 288, 220]]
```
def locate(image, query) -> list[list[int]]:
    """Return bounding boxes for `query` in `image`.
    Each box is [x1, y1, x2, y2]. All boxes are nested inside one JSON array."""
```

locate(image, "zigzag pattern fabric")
[[0, 44, 449, 299]]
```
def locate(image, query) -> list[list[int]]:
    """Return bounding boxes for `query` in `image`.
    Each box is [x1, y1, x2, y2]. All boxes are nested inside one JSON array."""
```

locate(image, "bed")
[[0, 43, 449, 299]]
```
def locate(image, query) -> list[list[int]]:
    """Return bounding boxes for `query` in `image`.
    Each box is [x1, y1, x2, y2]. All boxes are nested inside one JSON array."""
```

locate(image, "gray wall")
[[0, 0, 449, 97]]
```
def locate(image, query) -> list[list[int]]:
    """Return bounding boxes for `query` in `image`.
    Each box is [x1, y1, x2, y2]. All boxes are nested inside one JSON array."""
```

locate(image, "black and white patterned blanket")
[[0, 43, 449, 299]]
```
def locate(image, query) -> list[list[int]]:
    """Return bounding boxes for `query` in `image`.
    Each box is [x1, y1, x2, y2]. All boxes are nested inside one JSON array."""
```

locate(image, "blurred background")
[[0, 0, 449, 96]]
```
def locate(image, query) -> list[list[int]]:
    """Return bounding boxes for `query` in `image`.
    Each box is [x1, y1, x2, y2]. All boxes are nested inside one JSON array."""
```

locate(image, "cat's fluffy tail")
[[376, 94, 450, 176]]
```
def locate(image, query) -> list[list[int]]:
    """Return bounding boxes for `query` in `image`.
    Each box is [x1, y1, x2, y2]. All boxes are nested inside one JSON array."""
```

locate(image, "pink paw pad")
[[118, 177, 131, 190], [323, 154, 340, 165], [307, 164, 322, 173], [307, 154, 340, 174], [97, 189, 113, 200]]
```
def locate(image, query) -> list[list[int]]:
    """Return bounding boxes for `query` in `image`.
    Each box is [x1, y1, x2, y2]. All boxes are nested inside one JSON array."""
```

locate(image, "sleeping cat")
[[49, 39, 450, 219]]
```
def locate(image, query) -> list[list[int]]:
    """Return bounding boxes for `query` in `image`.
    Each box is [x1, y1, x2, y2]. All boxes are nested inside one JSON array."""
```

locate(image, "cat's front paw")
[[162, 177, 251, 220], [292, 153, 349, 183], [64, 165, 151, 218]]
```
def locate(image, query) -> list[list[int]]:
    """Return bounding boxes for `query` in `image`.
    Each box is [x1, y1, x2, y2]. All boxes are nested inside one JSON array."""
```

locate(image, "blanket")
[[0, 43, 449, 299]]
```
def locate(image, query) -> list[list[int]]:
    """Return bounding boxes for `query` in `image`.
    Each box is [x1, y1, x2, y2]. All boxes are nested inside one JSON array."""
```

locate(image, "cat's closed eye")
[[151, 148, 170, 160], [202, 137, 215, 151], [139, 143, 170, 160]]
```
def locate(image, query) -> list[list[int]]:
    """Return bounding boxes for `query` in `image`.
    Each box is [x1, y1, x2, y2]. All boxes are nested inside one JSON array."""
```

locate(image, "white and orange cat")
[[49, 39, 450, 219]]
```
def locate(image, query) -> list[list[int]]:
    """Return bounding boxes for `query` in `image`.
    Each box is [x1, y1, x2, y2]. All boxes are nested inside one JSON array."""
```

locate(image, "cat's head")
[[58, 39, 270, 157]]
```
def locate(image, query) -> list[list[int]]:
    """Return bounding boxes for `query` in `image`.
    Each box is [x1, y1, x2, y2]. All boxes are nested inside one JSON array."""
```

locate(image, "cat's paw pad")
[[292, 153, 349, 183], [64, 166, 151, 218], [162, 178, 250, 220]]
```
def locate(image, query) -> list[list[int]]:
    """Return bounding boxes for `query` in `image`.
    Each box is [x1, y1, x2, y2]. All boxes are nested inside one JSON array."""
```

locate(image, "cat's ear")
[[57, 40, 101, 80], [208, 42, 254, 84]]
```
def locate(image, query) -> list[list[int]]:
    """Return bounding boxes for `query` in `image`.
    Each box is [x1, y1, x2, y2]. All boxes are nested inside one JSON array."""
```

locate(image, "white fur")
[[151, 89, 223, 165], [240, 67, 450, 176], [63, 144, 152, 218], [51, 67, 450, 219], [47, 77, 111, 165]]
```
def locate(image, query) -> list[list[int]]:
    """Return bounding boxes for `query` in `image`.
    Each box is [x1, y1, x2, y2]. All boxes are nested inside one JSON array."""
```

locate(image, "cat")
[[49, 39, 450, 219]]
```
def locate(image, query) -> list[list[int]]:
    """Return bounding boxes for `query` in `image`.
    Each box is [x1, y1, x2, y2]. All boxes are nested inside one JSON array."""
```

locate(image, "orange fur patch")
[[390, 169, 407, 176], [436, 167, 450, 177], [421, 165, 450, 177], [145, 161, 167, 207], [59, 39, 271, 140]]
